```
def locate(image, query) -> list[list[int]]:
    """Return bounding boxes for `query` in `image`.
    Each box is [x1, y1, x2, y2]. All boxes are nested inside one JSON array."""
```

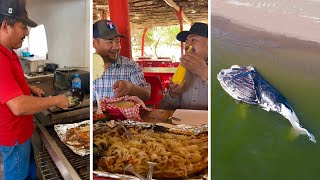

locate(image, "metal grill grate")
[[36, 149, 62, 180], [47, 127, 90, 180]]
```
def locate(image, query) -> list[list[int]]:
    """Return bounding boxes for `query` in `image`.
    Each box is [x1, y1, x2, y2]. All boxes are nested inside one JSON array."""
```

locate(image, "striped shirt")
[[93, 56, 150, 100]]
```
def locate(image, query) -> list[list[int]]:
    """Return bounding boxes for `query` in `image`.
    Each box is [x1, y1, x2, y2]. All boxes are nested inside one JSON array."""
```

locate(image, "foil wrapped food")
[[54, 120, 90, 156]]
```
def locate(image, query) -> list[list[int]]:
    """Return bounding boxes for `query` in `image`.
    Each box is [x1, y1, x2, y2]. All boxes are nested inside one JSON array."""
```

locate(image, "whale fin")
[[262, 106, 271, 112]]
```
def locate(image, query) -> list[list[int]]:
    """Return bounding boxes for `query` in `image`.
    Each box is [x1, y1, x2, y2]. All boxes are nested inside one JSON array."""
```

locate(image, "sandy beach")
[[211, 0, 320, 81], [212, 0, 320, 44]]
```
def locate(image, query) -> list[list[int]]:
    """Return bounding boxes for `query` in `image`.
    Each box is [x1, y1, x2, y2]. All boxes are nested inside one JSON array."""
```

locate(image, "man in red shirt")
[[0, 0, 69, 179]]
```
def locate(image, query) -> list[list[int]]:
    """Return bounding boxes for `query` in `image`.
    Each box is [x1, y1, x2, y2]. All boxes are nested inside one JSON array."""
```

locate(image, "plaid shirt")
[[93, 56, 150, 100]]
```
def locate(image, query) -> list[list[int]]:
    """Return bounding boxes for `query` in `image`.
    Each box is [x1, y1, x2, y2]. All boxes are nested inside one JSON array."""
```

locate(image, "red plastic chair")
[[169, 62, 180, 67], [144, 76, 164, 109], [158, 62, 170, 67]]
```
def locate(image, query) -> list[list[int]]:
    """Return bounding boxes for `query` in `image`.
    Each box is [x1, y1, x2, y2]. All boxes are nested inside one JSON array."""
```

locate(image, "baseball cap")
[[0, 0, 37, 27], [93, 20, 126, 40], [176, 22, 208, 42]]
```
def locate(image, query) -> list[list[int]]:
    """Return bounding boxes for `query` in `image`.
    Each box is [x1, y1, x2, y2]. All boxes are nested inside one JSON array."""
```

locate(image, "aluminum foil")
[[94, 119, 208, 135], [93, 171, 208, 180], [54, 120, 90, 156], [93, 171, 139, 180]]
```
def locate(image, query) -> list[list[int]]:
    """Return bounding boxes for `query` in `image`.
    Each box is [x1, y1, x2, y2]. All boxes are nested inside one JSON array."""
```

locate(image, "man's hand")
[[30, 85, 45, 97], [55, 94, 69, 109], [168, 80, 186, 99], [112, 80, 133, 98], [180, 53, 208, 81]]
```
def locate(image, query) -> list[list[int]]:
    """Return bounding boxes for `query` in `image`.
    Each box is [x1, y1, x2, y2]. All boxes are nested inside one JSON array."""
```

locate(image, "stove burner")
[[27, 71, 52, 77], [25, 71, 54, 79]]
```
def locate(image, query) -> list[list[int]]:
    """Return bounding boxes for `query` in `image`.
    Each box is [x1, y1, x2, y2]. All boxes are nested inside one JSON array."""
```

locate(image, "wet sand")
[[212, 15, 320, 81], [212, 0, 320, 44]]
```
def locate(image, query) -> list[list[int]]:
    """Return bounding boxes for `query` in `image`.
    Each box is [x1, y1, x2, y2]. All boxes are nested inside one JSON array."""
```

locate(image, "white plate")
[[171, 109, 208, 126]]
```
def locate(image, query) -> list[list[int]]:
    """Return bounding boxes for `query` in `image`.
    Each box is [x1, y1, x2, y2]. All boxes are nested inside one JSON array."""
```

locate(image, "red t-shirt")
[[0, 45, 34, 146]]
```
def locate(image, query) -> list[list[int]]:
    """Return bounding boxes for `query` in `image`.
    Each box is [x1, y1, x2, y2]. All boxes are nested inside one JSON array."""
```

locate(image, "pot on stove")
[[46, 63, 58, 72], [37, 65, 44, 73]]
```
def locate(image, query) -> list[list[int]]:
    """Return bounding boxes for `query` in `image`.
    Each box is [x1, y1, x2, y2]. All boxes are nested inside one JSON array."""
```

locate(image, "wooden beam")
[[163, 0, 192, 25]]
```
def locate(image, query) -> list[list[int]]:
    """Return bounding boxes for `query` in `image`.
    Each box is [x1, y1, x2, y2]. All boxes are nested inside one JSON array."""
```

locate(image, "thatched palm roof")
[[93, 0, 208, 28]]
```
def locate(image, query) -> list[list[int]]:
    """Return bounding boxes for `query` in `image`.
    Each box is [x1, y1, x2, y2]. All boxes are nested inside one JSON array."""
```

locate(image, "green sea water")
[[212, 38, 320, 180]]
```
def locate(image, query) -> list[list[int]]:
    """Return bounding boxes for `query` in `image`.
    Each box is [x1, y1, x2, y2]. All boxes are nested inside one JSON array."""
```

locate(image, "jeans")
[[0, 138, 36, 180]]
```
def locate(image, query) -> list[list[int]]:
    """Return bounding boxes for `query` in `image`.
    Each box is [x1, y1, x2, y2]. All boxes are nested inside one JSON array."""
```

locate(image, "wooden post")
[[175, 7, 184, 56], [108, 0, 132, 59], [141, 27, 149, 57]]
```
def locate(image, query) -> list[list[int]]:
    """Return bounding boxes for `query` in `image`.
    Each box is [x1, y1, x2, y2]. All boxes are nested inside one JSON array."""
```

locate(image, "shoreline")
[[211, 15, 320, 82], [211, 15, 320, 52], [212, 0, 320, 44]]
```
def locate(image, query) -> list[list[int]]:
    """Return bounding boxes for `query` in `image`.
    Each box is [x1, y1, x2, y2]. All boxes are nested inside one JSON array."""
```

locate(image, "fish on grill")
[[217, 65, 316, 143]]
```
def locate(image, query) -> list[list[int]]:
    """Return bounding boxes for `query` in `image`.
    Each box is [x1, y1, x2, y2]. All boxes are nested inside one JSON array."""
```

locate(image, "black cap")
[[93, 20, 126, 40], [176, 22, 208, 42], [0, 0, 37, 27]]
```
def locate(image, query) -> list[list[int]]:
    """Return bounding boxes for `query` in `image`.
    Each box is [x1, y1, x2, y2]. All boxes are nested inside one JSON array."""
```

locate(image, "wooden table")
[[135, 59, 172, 67], [140, 109, 174, 123], [142, 67, 177, 76]]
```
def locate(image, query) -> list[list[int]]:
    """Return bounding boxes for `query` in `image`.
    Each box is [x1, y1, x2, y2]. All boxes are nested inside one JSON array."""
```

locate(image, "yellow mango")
[[172, 46, 192, 84]]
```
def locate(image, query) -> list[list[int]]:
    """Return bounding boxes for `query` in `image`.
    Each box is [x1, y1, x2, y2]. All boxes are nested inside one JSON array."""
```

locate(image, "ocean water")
[[212, 18, 320, 179]]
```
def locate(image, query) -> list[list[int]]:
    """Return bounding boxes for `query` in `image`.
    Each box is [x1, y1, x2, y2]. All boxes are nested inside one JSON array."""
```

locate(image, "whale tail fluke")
[[280, 104, 316, 143]]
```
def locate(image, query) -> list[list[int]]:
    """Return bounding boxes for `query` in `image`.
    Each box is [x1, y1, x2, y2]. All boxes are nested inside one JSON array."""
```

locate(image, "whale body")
[[217, 65, 316, 143]]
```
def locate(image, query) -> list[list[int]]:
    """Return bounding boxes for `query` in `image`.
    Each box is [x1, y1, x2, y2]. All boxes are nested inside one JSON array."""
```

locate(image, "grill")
[[46, 127, 90, 180], [36, 150, 62, 179], [35, 101, 90, 180]]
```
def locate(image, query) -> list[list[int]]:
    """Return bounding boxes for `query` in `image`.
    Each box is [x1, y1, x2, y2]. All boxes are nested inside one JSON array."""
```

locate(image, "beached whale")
[[217, 65, 316, 143]]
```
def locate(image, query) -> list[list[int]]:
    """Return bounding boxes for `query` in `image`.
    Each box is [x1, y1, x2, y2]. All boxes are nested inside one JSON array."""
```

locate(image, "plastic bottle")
[[72, 74, 81, 89]]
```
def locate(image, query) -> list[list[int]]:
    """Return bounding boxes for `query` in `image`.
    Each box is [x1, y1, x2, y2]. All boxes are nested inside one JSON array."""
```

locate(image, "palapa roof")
[[93, 0, 208, 28]]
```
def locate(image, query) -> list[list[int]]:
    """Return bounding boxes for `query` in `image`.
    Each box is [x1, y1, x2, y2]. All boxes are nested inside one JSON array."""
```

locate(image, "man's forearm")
[[6, 95, 61, 116], [198, 66, 208, 81], [129, 84, 150, 102]]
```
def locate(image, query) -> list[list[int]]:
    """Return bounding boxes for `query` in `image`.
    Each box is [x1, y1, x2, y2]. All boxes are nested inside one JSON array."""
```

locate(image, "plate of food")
[[100, 96, 152, 121], [93, 120, 208, 179]]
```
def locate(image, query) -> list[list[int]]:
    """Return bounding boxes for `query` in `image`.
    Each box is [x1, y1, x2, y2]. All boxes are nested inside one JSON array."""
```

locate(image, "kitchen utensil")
[[123, 164, 145, 180], [146, 162, 157, 180], [95, 91, 103, 114], [118, 120, 133, 140]]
